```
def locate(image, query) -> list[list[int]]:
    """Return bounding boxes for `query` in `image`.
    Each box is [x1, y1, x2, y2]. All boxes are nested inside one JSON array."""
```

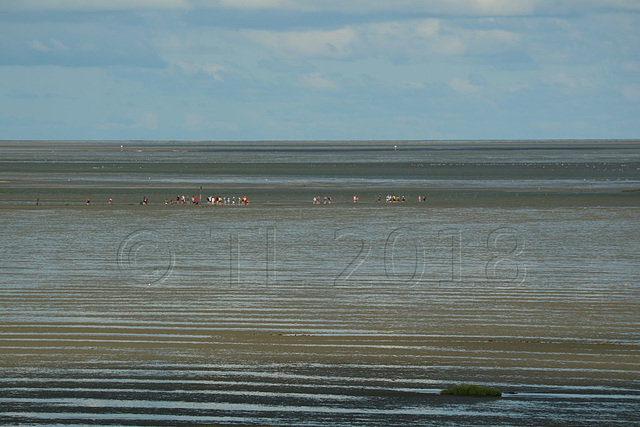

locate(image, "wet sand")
[[1, 278, 638, 425], [1, 203, 639, 425], [1, 140, 639, 425]]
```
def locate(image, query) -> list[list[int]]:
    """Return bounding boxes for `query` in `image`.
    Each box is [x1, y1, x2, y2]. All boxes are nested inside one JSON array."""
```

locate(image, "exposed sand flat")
[[1, 327, 638, 385], [1, 280, 638, 388], [1, 140, 638, 425]]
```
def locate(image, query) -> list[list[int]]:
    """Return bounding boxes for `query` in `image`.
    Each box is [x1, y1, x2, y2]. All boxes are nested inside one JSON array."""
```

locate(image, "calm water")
[[1, 140, 639, 425]]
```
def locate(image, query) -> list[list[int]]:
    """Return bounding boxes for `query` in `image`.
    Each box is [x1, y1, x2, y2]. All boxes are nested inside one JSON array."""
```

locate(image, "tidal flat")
[[1, 140, 638, 425]]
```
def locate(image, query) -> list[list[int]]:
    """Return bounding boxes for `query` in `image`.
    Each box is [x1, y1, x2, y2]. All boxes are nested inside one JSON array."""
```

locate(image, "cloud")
[[363, 19, 471, 57], [548, 72, 578, 88], [244, 18, 521, 61], [192, 0, 640, 16], [50, 39, 69, 50], [0, 0, 191, 12], [297, 73, 340, 91], [28, 38, 68, 52], [168, 59, 225, 81], [28, 40, 50, 52], [258, 59, 315, 74], [449, 78, 481, 95], [3, 0, 639, 17], [1, 20, 166, 68], [2, 0, 638, 140], [6, 89, 72, 100], [214, 0, 288, 9], [544, 72, 595, 95], [245, 27, 360, 59]]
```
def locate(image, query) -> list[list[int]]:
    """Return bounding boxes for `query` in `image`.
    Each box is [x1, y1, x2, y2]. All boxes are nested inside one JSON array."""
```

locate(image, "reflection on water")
[[1, 364, 638, 426]]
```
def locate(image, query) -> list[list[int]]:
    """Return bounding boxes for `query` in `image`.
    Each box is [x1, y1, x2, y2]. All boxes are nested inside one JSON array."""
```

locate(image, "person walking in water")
[[86, 198, 90, 205]]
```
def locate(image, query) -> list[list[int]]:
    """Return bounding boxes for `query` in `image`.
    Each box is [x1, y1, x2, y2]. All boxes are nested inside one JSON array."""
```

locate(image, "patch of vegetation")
[[440, 384, 502, 397]]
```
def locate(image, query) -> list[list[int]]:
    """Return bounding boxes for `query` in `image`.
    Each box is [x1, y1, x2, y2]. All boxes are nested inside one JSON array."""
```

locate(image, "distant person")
[[86, 198, 90, 205], [143, 196, 147, 205], [109, 198, 113, 205]]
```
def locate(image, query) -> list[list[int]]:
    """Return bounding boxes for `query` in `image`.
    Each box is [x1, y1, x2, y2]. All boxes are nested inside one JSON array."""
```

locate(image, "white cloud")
[[401, 82, 426, 90], [28, 38, 69, 52], [449, 78, 481, 94], [191, 0, 640, 15], [28, 40, 50, 52], [168, 59, 225, 81], [298, 73, 339, 91], [3, 0, 639, 14], [547, 72, 594, 92], [365, 19, 469, 57], [243, 18, 520, 61], [214, 0, 288, 8], [50, 39, 69, 50], [549, 72, 575, 87], [245, 27, 360, 59], [507, 83, 532, 94], [0, 0, 190, 11], [201, 64, 225, 81]]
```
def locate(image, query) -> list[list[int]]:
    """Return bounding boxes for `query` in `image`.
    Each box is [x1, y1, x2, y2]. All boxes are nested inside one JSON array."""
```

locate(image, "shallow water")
[[1, 140, 639, 425]]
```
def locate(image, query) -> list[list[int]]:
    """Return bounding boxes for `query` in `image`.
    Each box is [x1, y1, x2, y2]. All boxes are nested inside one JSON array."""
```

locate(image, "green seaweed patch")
[[440, 384, 502, 397]]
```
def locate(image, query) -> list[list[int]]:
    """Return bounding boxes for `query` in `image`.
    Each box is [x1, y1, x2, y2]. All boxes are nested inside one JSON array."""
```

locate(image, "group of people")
[[206, 196, 250, 205], [165, 195, 249, 205], [379, 195, 407, 203], [312, 196, 332, 204], [88, 194, 426, 205], [312, 194, 423, 204], [168, 195, 197, 205], [85, 195, 249, 206]]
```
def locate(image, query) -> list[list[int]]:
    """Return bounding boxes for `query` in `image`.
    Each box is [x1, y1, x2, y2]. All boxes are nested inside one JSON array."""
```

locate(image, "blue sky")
[[1, 0, 639, 141]]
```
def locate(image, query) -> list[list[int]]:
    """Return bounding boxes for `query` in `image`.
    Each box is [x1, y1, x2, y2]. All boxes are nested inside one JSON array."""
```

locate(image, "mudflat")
[[1, 140, 638, 425]]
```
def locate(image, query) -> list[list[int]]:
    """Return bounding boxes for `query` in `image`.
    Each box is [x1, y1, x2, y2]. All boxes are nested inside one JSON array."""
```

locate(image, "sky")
[[1, 0, 639, 141]]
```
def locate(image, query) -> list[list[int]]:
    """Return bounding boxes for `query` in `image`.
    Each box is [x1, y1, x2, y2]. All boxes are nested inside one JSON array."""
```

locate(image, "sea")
[[0, 139, 639, 426]]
